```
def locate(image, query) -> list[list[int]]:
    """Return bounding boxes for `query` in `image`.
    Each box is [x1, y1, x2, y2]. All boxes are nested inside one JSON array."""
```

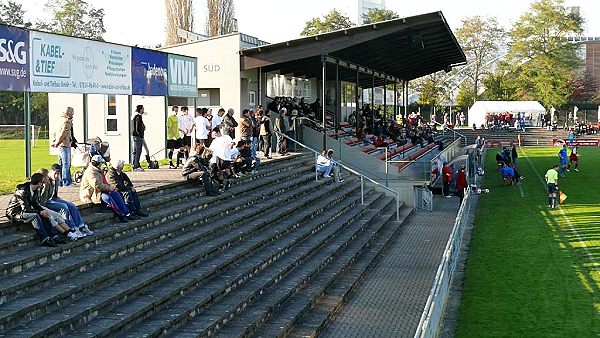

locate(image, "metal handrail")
[[277, 131, 402, 222], [433, 121, 468, 146]]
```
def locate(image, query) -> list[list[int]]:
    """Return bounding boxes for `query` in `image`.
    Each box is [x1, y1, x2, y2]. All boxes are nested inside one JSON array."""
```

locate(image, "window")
[[249, 90, 256, 107], [106, 95, 118, 133]]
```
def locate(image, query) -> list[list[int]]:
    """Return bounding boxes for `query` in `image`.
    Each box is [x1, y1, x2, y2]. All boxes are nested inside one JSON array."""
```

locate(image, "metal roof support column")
[[355, 69, 360, 136], [383, 78, 387, 125], [258, 67, 262, 106], [393, 81, 397, 121], [404, 81, 409, 119], [335, 63, 340, 135], [371, 74, 375, 134], [24, 91, 31, 178], [321, 55, 327, 150]]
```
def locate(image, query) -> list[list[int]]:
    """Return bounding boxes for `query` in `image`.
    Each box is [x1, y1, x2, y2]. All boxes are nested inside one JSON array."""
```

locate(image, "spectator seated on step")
[[107, 160, 149, 218], [209, 127, 236, 191], [5, 173, 69, 247], [79, 155, 135, 223], [316, 149, 344, 183], [232, 140, 253, 176], [37, 168, 87, 241], [182, 143, 220, 196], [500, 164, 514, 186]]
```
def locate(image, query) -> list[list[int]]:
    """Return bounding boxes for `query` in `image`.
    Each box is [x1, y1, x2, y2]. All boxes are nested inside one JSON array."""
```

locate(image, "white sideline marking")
[[518, 185, 524, 198], [520, 149, 598, 268]]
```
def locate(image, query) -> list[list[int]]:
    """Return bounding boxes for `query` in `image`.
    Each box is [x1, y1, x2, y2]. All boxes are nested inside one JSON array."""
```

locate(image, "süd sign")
[[0, 25, 29, 91], [167, 54, 197, 97]]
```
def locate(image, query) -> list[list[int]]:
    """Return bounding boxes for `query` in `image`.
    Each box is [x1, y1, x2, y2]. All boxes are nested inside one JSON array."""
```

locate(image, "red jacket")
[[456, 170, 468, 190], [442, 165, 453, 183]]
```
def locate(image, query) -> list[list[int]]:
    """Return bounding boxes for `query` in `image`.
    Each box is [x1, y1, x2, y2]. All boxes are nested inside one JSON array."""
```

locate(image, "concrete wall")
[[49, 93, 166, 162]]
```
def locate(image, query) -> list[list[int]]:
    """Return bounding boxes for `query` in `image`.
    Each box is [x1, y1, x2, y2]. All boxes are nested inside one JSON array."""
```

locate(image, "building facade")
[[358, 0, 386, 25]]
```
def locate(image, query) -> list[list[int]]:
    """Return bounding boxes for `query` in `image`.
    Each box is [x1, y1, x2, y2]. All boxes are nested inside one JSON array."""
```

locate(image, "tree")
[[569, 70, 598, 103], [455, 16, 505, 104], [414, 71, 447, 111], [361, 8, 399, 24], [301, 9, 353, 36], [165, 0, 194, 45], [36, 0, 105, 41], [0, 0, 30, 27], [206, 0, 236, 37], [455, 78, 476, 107], [505, 0, 583, 108]]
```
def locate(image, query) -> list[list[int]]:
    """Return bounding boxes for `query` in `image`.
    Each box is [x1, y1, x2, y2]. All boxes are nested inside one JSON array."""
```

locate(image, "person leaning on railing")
[[316, 149, 344, 183]]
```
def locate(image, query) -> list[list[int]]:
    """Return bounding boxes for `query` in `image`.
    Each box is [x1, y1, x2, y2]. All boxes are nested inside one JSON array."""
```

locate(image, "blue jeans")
[[132, 136, 144, 169], [46, 198, 85, 229], [58, 146, 72, 186], [101, 191, 130, 216], [316, 163, 333, 176], [122, 190, 142, 212], [251, 136, 261, 168]]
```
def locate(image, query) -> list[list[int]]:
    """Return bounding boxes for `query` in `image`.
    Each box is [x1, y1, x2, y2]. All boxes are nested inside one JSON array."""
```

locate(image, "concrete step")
[[0, 170, 317, 308], [78, 186, 373, 338], [218, 198, 407, 338], [150, 191, 383, 338], [0, 156, 314, 278], [1, 174, 358, 336], [280, 206, 413, 338]]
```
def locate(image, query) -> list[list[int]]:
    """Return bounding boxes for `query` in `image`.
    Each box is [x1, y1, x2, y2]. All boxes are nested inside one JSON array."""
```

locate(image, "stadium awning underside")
[[240, 11, 466, 86]]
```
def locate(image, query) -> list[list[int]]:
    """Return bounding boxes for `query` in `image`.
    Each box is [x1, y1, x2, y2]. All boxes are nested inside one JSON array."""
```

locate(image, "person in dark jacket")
[[107, 160, 149, 217], [182, 143, 220, 196], [132, 105, 146, 171], [5, 173, 67, 247]]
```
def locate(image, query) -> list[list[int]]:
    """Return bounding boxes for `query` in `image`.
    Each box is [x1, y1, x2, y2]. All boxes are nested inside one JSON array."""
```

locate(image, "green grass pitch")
[[456, 147, 600, 337]]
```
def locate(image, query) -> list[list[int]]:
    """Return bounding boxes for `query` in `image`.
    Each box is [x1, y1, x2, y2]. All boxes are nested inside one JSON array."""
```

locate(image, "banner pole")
[[24, 91, 31, 178]]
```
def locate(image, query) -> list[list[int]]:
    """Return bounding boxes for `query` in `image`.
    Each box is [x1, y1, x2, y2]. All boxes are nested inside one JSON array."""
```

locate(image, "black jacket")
[[132, 114, 145, 138], [5, 182, 44, 222], [182, 154, 210, 177], [106, 167, 133, 192]]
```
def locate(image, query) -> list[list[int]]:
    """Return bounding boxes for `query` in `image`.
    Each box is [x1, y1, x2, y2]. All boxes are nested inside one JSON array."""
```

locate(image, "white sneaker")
[[80, 225, 94, 236], [574, 168, 579, 172], [323, 174, 332, 178], [74, 229, 86, 238], [67, 232, 78, 241]]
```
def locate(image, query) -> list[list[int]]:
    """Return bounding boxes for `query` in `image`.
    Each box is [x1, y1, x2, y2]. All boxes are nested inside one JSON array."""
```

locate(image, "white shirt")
[[230, 147, 239, 161], [178, 114, 195, 137], [194, 115, 210, 140], [209, 134, 233, 163], [212, 114, 222, 130]]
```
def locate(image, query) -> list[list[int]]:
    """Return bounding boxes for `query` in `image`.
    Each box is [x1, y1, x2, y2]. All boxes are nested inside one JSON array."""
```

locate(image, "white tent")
[[468, 101, 546, 127]]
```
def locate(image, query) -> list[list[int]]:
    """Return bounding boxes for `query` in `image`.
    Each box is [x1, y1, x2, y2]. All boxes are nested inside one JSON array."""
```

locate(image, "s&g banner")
[[0, 25, 29, 91]]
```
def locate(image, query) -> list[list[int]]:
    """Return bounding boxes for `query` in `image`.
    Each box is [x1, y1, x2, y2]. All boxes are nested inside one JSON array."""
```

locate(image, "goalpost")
[[0, 125, 38, 147]]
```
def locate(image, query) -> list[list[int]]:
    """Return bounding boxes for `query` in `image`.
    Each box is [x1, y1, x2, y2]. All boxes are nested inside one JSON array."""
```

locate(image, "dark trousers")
[[443, 181, 450, 196], [187, 171, 216, 193], [457, 188, 465, 204], [14, 215, 56, 240], [122, 190, 142, 212], [132, 136, 144, 169]]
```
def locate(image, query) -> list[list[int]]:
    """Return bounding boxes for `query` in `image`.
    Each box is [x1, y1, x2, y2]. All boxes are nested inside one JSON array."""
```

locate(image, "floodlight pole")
[[24, 91, 31, 178]]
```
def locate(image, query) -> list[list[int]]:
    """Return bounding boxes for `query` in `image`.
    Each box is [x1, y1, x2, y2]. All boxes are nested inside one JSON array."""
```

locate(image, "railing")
[[414, 185, 473, 338], [277, 131, 402, 222], [434, 121, 468, 146]]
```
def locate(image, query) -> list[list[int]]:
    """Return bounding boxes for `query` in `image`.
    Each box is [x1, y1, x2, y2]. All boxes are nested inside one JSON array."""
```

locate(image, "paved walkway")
[[321, 195, 461, 338]]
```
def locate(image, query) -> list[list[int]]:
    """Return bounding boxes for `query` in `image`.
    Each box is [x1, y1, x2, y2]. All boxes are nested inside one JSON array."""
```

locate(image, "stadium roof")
[[240, 11, 466, 84]]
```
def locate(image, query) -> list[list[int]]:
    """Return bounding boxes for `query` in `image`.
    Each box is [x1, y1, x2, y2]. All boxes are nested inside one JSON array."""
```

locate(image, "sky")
[[15, 0, 600, 47]]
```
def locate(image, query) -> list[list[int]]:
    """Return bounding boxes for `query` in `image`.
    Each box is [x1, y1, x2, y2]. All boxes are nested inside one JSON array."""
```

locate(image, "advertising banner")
[[30, 31, 132, 94], [0, 25, 29, 91], [553, 139, 599, 147], [167, 54, 197, 97], [131, 48, 167, 96]]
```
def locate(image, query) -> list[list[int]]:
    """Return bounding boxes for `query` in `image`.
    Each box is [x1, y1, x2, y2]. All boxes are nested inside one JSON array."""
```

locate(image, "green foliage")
[[505, 0, 583, 108], [361, 8, 399, 24], [414, 72, 446, 109], [301, 9, 354, 36], [36, 0, 106, 41], [0, 0, 30, 27], [481, 66, 518, 101], [455, 16, 505, 102], [457, 147, 600, 336], [455, 78, 476, 107]]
